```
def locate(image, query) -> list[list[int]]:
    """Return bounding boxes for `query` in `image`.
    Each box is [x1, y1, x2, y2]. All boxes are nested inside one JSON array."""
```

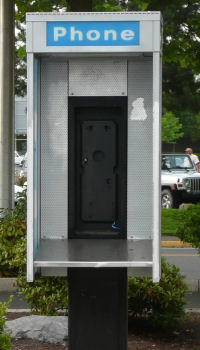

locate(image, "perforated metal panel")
[[41, 59, 68, 239], [69, 58, 127, 96], [127, 58, 153, 239]]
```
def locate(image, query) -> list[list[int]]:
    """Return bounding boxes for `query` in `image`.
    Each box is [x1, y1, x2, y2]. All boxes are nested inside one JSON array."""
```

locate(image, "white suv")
[[161, 154, 200, 208], [15, 151, 23, 166]]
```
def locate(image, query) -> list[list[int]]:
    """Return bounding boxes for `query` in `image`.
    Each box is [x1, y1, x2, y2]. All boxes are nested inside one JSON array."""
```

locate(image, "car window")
[[162, 156, 172, 169], [162, 155, 193, 170]]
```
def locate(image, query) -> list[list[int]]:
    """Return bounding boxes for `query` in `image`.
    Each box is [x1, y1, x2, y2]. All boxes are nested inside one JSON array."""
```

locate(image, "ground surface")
[[7, 312, 200, 350]]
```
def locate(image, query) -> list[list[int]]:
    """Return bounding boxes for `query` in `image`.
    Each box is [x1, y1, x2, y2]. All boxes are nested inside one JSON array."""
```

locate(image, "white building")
[[15, 96, 27, 153]]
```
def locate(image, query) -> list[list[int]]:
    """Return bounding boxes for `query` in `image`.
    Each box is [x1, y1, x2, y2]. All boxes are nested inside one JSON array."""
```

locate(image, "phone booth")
[[26, 11, 162, 350]]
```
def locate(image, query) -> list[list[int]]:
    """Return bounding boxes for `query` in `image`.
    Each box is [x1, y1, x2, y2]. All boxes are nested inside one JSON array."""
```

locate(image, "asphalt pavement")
[[0, 291, 199, 312], [0, 292, 28, 311]]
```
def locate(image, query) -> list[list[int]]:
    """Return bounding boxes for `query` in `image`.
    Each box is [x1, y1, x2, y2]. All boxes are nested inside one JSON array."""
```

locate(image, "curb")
[[7, 309, 31, 313], [185, 279, 200, 293], [161, 241, 193, 248], [185, 308, 200, 313], [0, 278, 18, 292], [6, 308, 200, 314]]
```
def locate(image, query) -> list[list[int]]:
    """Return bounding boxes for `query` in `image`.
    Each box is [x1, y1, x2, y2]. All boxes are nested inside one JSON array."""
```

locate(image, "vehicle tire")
[[161, 189, 179, 209]]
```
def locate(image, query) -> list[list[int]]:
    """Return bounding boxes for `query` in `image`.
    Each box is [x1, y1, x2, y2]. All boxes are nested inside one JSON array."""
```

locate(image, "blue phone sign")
[[47, 21, 139, 46]]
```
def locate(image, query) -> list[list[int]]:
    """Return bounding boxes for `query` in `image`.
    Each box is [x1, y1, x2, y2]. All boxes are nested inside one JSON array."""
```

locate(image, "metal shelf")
[[34, 239, 152, 268]]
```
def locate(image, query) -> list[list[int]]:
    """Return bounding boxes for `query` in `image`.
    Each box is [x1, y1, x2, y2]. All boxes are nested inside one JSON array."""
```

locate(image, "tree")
[[14, 0, 123, 96], [162, 62, 200, 143], [68, 0, 92, 11], [14, 0, 200, 148], [15, 21, 26, 96], [162, 110, 183, 144], [15, 0, 68, 96], [93, 0, 122, 11], [15, 0, 200, 88], [177, 203, 200, 254], [127, 0, 200, 146], [128, 0, 200, 74]]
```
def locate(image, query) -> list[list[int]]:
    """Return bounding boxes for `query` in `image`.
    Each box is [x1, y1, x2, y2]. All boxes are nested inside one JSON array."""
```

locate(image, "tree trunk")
[[0, 0, 14, 210], [68, 0, 92, 11]]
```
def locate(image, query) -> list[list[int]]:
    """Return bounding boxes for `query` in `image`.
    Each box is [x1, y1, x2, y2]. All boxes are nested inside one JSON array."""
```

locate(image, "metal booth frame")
[[26, 12, 162, 283]]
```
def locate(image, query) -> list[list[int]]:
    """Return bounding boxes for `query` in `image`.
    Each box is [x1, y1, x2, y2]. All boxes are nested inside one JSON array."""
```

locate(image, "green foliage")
[[15, 0, 67, 22], [17, 275, 68, 315], [15, 0, 68, 96], [129, 0, 200, 74], [190, 113, 200, 142], [128, 1, 200, 145], [93, 0, 122, 12], [17, 176, 26, 187], [162, 110, 184, 144], [128, 258, 187, 329], [0, 297, 13, 350], [17, 259, 187, 327], [15, 170, 26, 186], [161, 208, 184, 236], [179, 111, 200, 140], [162, 63, 200, 146], [14, 0, 200, 147], [176, 203, 200, 251], [0, 193, 27, 277], [0, 193, 68, 316]]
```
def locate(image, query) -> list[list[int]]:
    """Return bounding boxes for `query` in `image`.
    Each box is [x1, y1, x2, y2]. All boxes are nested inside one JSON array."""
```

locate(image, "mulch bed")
[[7, 312, 200, 350]]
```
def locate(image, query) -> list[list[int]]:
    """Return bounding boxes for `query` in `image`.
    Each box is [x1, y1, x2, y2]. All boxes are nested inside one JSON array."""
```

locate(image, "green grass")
[[161, 208, 184, 236]]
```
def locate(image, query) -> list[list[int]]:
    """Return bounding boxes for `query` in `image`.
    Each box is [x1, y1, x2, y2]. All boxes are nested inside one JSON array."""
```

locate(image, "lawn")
[[161, 208, 184, 236]]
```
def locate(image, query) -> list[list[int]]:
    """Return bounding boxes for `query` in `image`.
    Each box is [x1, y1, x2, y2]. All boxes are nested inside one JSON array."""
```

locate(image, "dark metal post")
[[68, 268, 128, 350], [0, 0, 14, 209]]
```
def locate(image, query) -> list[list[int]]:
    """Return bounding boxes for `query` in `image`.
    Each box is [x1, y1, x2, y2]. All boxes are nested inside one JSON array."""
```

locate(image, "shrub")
[[176, 203, 200, 251], [15, 172, 26, 187], [128, 258, 187, 329], [17, 259, 187, 325], [0, 192, 26, 277], [0, 297, 12, 350], [17, 275, 68, 315], [0, 193, 68, 316], [18, 176, 26, 187]]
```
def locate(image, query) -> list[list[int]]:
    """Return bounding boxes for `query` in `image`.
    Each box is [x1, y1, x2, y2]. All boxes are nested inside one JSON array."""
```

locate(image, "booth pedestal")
[[68, 268, 127, 350]]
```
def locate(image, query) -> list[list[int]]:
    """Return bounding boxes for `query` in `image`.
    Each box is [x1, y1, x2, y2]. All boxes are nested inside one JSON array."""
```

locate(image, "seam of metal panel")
[[152, 52, 161, 283], [67, 59, 69, 239], [27, 53, 34, 282], [34, 261, 153, 267], [38, 58, 41, 249], [26, 12, 161, 22], [34, 58, 39, 260], [26, 12, 161, 15]]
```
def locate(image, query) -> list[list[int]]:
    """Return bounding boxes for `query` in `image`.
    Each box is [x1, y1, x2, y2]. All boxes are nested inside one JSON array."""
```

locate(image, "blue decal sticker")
[[47, 21, 139, 46]]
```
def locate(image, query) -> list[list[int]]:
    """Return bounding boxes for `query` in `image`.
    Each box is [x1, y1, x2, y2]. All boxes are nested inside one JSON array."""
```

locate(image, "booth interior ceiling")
[[69, 58, 127, 97]]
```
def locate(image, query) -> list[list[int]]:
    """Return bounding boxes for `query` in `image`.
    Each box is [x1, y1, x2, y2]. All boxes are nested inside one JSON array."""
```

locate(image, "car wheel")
[[161, 189, 174, 209]]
